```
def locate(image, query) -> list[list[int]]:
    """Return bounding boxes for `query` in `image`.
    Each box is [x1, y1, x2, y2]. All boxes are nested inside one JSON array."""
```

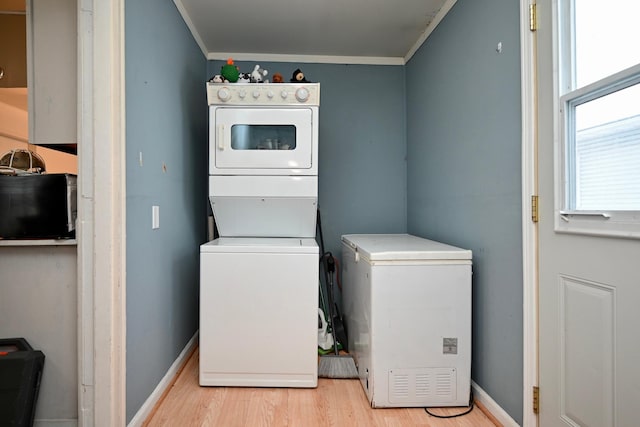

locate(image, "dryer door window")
[[213, 108, 313, 170], [230, 125, 297, 151]]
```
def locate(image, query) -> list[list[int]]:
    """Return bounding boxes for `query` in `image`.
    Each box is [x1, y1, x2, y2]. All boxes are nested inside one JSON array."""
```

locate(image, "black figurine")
[[290, 69, 310, 83]]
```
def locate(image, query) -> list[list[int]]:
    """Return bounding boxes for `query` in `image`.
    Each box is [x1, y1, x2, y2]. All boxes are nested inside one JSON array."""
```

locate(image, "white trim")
[[118, 2, 127, 422], [172, 0, 208, 57], [472, 381, 520, 427], [404, 0, 458, 63], [560, 62, 640, 104], [551, 0, 563, 244], [520, 2, 538, 427], [207, 52, 405, 66], [77, 0, 95, 425], [127, 333, 199, 427], [33, 420, 77, 427], [78, 0, 127, 425]]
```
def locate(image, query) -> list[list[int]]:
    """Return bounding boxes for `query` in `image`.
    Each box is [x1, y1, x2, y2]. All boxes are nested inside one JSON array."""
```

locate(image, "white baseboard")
[[127, 331, 199, 427], [472, 380, 520, 427], [34, 420, 77, 427]]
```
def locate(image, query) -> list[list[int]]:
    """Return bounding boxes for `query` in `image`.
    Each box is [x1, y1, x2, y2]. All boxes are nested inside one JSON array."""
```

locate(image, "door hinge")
[[529, 3, 538, 32], [531, 195, 539, 223], [533, 386, 540, 414]]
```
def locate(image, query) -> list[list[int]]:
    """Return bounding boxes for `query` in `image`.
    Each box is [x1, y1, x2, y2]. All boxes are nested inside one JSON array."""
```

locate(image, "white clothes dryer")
[[206, 82, 320, 238]]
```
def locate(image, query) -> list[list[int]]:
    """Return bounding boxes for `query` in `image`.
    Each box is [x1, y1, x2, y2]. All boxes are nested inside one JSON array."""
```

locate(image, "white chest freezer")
[[341, 234, 472, 408]]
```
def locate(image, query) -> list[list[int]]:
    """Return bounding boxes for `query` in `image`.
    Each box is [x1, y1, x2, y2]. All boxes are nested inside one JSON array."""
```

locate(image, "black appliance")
[[0, 174, 77, 239]]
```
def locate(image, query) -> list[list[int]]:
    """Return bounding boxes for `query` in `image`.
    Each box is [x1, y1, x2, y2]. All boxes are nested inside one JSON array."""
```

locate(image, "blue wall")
[[125, 0, 207, 421], [122, 1, 524, 422], [406, 0, 523, 423], [208, 61, 408, 256]]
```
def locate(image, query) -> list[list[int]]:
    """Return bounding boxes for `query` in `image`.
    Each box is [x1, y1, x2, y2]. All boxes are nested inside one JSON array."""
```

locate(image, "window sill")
[[555, 212, 640, 240]]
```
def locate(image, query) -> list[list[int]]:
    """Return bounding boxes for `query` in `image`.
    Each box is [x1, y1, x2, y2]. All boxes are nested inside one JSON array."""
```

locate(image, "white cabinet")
[[28, 0, 76, 147]]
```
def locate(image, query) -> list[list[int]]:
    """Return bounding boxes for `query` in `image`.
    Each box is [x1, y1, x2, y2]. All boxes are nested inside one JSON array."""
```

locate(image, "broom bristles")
[[318, 354, 359, 379]]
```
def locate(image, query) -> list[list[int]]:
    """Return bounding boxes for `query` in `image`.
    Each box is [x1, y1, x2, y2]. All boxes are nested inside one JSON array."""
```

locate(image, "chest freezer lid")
[[341, 234, 471, 261], [201, 237, 318, 254]]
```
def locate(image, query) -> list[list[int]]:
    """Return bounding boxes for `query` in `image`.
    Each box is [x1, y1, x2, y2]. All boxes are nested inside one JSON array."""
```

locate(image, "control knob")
[[266, 90, 274, 99], [280, 90, 288, 99], [295, 87, 310, 102], [238, 89, 247, 99], [252, 90, 260, 99], [217, 87, 231, 102]]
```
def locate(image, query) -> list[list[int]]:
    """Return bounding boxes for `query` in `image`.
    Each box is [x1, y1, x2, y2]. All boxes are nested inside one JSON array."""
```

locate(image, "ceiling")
[[174, 0, 456, 65]]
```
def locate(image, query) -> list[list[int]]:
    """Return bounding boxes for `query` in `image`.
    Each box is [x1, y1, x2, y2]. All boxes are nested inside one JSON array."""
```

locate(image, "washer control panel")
[[207, 83, 320, 106]]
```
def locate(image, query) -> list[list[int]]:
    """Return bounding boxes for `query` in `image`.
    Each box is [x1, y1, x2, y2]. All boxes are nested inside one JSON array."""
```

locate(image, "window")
[[556, 0, 640, 238]]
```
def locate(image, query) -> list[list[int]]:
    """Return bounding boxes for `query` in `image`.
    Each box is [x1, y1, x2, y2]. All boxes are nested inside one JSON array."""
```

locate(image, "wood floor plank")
[[287, 384, 329, 426], [145, 348, 497, 427]]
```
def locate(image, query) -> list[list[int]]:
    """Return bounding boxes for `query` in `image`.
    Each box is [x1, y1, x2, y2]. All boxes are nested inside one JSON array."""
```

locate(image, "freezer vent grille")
[[415, 374, 430, 398], [389, 368, 456, 404], [436, 372, 453, 398], [392, 374, 409, 399]]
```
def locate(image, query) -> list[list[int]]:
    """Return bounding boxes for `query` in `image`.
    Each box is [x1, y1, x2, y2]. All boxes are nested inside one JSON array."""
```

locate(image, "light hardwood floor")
[[144, 348, 498, 427]]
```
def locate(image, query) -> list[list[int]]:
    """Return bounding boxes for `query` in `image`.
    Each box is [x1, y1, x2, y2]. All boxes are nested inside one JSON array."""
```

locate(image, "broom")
[[318, 253, 358, 379]]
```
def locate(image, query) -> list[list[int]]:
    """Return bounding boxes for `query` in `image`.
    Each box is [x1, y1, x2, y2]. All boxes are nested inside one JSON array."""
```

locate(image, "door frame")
[[76, 2, 539, 425], [520, 1, 538, 426], [77, 0, 126, 425]]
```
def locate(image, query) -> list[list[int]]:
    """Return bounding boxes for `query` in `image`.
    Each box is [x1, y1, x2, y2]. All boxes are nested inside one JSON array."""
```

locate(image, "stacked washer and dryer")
[[199, 82, 320, 388]]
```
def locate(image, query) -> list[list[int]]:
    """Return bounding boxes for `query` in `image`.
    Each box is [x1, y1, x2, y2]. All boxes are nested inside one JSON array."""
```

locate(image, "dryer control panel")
[[207, 83, 320, 106]]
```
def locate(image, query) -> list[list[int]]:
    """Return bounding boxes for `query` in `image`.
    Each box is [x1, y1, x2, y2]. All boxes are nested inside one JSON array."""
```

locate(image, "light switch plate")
[[152, 205, 160, 229]]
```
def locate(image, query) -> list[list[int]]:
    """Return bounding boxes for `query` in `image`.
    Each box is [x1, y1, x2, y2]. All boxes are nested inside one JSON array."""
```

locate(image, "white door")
[[210, 107, 314, 172], [537, 1, 640, 426]]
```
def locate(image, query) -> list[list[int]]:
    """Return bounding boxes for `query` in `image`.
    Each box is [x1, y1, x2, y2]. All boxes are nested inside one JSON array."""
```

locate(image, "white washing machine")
[[341, 234, 472, 407], [200, 237, 318, 387]]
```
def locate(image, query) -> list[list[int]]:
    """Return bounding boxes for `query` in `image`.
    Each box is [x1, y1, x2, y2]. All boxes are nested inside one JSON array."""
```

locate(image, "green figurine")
[[221, 58, 239, 83]]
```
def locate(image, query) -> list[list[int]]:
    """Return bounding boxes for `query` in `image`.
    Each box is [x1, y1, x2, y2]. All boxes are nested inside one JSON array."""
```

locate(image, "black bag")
[[0, 338, 45, 427]]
